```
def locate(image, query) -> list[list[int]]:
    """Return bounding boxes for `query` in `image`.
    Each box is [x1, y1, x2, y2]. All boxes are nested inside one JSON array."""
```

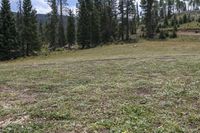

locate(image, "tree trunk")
[[121, 0, 124, 41], [146, 0, 153, 38], [126, 0, 129, 40]]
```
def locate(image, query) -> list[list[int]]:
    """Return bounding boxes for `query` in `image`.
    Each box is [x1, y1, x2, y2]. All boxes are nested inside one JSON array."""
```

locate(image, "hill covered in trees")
[[0, 0, 200, 60]]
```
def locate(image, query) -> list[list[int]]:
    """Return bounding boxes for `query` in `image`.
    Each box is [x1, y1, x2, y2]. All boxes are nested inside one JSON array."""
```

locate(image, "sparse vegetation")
[[179, 21, 200, 30], [1, 38, 200, 132], [0, 0, 200, 132]]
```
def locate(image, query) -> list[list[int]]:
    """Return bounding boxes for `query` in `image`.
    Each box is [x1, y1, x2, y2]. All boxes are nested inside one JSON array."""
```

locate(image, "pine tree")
[[183, 14, 188, 23], [176, 0, 187, 13], [125, 0, 136, 40], [152, 0, 159, 34], [159, 30, 166, 39], [125, 0, 130, 40], [22, 0, 40, 56], [91, 0, 100, 46], [16, 0, 24, 56], [164, 17, 169, 28], [100, 0, 117, 43], [67, 9, 75, 49], [58, 0, 67, 47], [136, 2, 140, 27], [110, 0, 119, 41], [170, 15, 177, 38], [119, 0, 125, 41], [100, 1, 110, 43], [44, 21, 49, 43], [140, 0, 155, 38], [131, 2, 137, 35], [77, 0, 91, 49], [38, 22, 45, 44], [159, 0, 165, 19], [189, 0, 200, 10], [167, 0, 173, 18], [0, 0, 19, 60], [48, 0, 58, 50], [171, 15, 178, 27]]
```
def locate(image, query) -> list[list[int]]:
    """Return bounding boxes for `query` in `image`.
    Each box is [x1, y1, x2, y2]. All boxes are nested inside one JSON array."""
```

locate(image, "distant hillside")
[[37, 14, 68, 25], [36, 14, 49, 24], [13, 12, 68, 25]]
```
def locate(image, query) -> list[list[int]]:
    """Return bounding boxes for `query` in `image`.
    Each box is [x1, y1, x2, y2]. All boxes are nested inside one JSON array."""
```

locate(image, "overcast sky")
[[0, 0, 77, 14], [0, 0, 144, 14]]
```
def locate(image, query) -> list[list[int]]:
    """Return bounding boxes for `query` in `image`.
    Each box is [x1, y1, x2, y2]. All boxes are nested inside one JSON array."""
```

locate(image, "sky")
[[1, 0, 143, 14], [0, 0, 78, 14]]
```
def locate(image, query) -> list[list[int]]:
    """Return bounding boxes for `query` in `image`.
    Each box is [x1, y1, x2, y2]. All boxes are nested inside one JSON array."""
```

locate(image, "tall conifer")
[[0, 0, 19, 60], [67, 9, 75, 49], [48, 0, 58, 50], [22, 0, 40, 56]]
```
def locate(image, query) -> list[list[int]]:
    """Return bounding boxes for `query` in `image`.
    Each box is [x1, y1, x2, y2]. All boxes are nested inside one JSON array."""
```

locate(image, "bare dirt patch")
[[155, 56, 176, 62], [178, 31, 200, 36], [136, 87, 153, 96], [0, 86, 36, 128], [0, 115, 29, 128], [0, 86, 37, 106], [17, 89, 38, 105], [0, 86, 14, 93]]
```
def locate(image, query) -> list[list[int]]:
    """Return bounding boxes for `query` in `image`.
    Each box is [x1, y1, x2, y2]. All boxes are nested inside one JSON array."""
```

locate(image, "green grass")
[[1, 39, 200, 132], [179, 21, 200, 30], [162, 21, 200, 31]]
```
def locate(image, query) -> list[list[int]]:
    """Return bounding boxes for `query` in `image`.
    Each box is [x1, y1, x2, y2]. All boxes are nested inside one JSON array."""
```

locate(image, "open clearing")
[[1, 39, 200, 132]]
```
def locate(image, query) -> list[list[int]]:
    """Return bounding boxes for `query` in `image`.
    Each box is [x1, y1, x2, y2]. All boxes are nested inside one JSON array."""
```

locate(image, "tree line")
[[0, 0, 200, 60], [0, 0, 39, 60]]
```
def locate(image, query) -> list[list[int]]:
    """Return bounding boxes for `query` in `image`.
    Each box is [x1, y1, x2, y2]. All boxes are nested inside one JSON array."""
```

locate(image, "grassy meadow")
[[1, 38, 200, 132]]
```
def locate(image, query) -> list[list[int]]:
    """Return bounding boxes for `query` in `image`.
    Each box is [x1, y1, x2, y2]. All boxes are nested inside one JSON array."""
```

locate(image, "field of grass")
[[1, 39, 200, 132]]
